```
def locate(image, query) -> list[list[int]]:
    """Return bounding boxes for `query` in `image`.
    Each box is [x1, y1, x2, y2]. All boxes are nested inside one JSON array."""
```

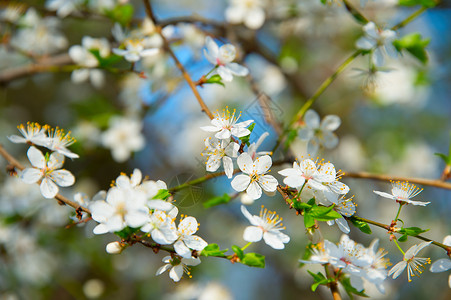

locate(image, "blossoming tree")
[[0, 0, 450, 299]]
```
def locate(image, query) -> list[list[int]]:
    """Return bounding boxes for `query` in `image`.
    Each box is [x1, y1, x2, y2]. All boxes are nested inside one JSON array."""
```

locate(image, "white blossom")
[[200, 107, 254, 140], [231, 153, 278, 200], [298, 109, 341, 155], [140, 210, 178, 245], [101, 116, 145, 163], [113, 39, 159, 62], [202, 137, 239, 178], [20, 146, 75, 199], [203, 37, 249, 82], [430, 236, 451, 288], [373, 181, 429, 206], [174, 216, 208, 258], [356, 22, 397, 67], [7, 122, 48, 146], [325, 194, 356, 234], [278, 159, 333, 191], [45, 127, 79, 159], [247, 132, 271, 159], [46, 0, 83, 18], [388, 241, 432, 282], [241, 205, 290, 249], [225, 0, 266, 30], [89, 186, 149, 234], [156, 256, 201, 282]]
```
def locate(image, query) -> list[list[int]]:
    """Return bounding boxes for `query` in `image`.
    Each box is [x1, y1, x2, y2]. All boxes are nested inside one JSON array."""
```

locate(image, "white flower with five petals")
[[241, 205, 290, 249], [7, 122, 48, 146], [156, 256, 201, 282], [20, 146, 75, 199], [298, 109, 341, 155], [356, 22, 397, 67], [373, 181, 429, 206], [231, 153, 278, 200], [141, 209, 178, 245], [113, 39, 159, 62], [174, 216, 208, 258], [200, 107, 254, 140], [278, 159, 332, 191], [203, 37, 249, 82], [389, 241, 432, 282], [202, 137, 239, 178]]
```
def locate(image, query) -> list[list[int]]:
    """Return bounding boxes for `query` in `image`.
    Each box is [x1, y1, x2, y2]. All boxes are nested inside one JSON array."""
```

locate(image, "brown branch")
[[0, 53, 73, 85], [142, 0, 214, 119], [0, 144, 90, 214], [344, 171, 451, 190]]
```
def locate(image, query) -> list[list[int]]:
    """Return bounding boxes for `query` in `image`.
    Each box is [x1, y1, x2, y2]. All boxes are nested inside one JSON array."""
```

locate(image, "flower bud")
[[106, 241, 123, 254], [240, 193, 254, 205]]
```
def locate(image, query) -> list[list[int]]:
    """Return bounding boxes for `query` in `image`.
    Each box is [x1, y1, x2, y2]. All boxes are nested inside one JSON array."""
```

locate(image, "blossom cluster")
[[8, 122, 77, 198], [88, 169, 208, 282], [301, 235, 389, 293]]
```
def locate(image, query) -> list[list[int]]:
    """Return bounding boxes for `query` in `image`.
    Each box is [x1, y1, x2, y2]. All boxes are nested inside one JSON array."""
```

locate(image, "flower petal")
[[222, 156, 234, 179], [258, 175, 278, 192], [243, 226, 263, 242], [174, 240, 192, 258], [255, 155, 272, 174], [20, 168, 43, 184], [321, 115, 341, 131], [263, 231, 287, 249], [237, 152, 254, 174], [246, 181, 262, 199], [231, 174, 251, 192], [304, 109, 320, 129], [27, 146, 46, 169], [40, 177, 59, 198], [49, 170, 75, 187]]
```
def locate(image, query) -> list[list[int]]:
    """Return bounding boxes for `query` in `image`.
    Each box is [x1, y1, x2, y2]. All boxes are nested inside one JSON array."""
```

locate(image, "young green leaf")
[[398, 0, 437, 8], [241, 253, 265, 268], [203, 193, 232, 208], [231, 245, 244, 260], [239, 123, 255, 146], [200, 243, 228, 257], [349, 216, 372, 234], [205, 74, 225, 87], [393, 33, 430, 64], [153, 189, 170, 200]]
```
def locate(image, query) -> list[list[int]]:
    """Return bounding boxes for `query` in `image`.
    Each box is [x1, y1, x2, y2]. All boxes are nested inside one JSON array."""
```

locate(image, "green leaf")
[[284, 129, 298, 149], [231, 245, 244, 259], [104, 4, 134, 26], [349, 216, 372, 234], [205, 74, 225, 87], [307, 271, 332, 292], [393, 33, 430, 64], [304, 213, 315, 228], [239, 123, 255, 146], [153, 189, 170, 200], [291, 201, 312, 210], [398, 0, 437, 8], [241, 253, 265, 268], [309, 205, 337, 218], [203, 193, 231, 208], [434, 153, 451, 165], [115, 227, 139, 239], [343, 0, 368, 24], [200, 243, 228, 257], [398, 226, 429, 236], [340, 276, 369, 299], [307, 198, 316, 206], [398, 234, 408, 242]]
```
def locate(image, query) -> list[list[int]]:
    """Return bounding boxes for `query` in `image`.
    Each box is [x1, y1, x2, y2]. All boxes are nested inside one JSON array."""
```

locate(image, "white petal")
[[226, 62, 249, 76], [373, 47, 385, 67], [50, 170, 75, 187], [263, 232, 286, 249], [20, 168, 43, 184], [222, 156, 234, 179], [255, 155, 272, 174], [283, 175, 305, 188], [7, 135, 27, 143], [217, 66, 233, 82], [430, 259, 451, 273], [246, 181, 262, 200], [237, 152, 254, 174], [200, 125, 220, 133], [240, 205, 258, 225], [388, 261, 407, 279], [71, 69, 90, 83], [147, 200, 174, 211], [335, 217, 350, 234], [169, 265, 184, 282], [356, 37, 375, 50], [93, 224, 109, 235], [306, 140, 319, 156], [298, 128, 313, 141], [205, 36, 219, 60], [178, 216, 198, 236], [156, 264, 171, 276], [231, 174, 251, 192], [27, 146, 46, 169], [48, 152, 65, 170], [258, 175, 278, 192], [243, 226, 263, 242], [321, 115, 341, 131], [244, 7, 265, 29], [140, 48, 159, 57], [40, 177, 59, 198], [184, 235, 208, 251], [206, 155, 221, 172], [215, 128, 232, 140], [174, 240, 192, 258], [304, 110, 320, 129], [373, 190, 396, 200]]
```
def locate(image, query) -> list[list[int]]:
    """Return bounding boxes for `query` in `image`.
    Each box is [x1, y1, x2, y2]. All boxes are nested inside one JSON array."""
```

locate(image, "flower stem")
[[241, 242, 252, 251], [324, 264, 341, 300], [393, 239, 405, 256], [297, 182, 307, 199], [394, 203, 404, 223], [205, 66, 218, 78]]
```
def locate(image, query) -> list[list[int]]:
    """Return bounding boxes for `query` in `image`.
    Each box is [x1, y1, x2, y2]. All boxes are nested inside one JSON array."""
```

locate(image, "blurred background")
[[0, 0, 450, 299]]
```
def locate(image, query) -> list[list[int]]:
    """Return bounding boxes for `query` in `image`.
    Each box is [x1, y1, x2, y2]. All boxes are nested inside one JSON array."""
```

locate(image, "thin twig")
[[344, 171, 451, 190], [142, 0, 214, 119]]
